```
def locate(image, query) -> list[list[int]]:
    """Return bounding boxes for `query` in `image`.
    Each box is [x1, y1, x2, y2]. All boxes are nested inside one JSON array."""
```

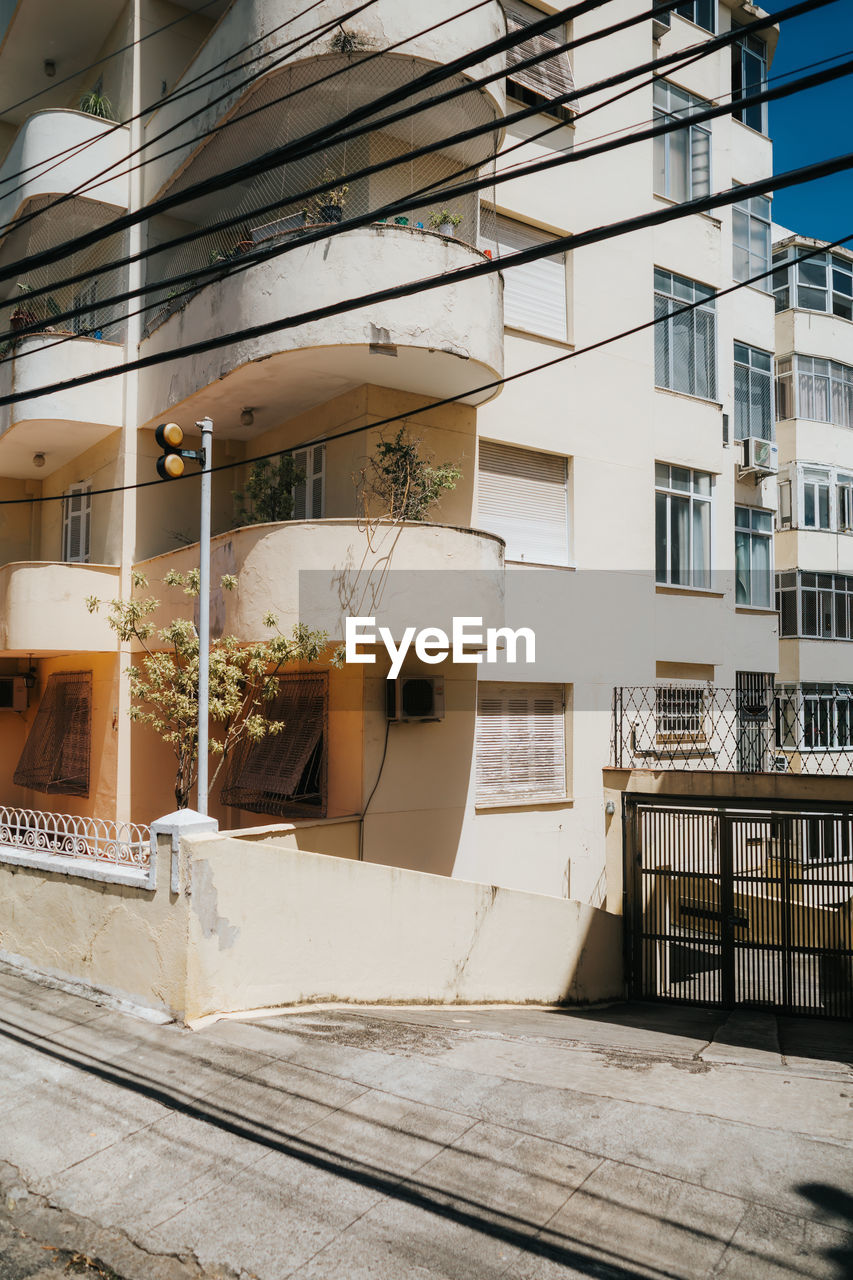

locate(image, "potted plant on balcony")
[[428, 209, 463, 238], [79, 88, 116, 121], [303, 169, 349, 225], [9, 284, 61, 334]]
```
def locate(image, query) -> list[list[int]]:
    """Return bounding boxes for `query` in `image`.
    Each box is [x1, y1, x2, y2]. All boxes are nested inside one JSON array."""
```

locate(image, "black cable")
[[359, 719, 392, 861], [3, 50, 849, 354], [0, 230, 849, 510]]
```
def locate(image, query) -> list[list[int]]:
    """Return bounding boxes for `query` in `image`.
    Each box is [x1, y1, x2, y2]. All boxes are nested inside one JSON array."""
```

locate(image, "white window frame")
[[732, 189, 771, 287], [655, 462, 714, 590], [734, 341, 774, 442], [62, 482, 92, 563], [776, 684, 853, 753], [776, 571, 853, 642], [653, 81, 712, 203], [477, 440, 570, 566], [732, 29, 768, 135], [654, 268, 718, 401], [772, 249, 853, 320], [735, 505, 773, 609], [776, 354, 853, 428], [475, 681, 567, 806], [669, 1, 716, 33]]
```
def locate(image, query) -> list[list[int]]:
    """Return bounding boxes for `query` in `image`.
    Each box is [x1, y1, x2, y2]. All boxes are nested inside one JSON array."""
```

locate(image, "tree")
[[359, 427, 461, 521], [233, 454, 305, 525], [87, 570, 328, 810]]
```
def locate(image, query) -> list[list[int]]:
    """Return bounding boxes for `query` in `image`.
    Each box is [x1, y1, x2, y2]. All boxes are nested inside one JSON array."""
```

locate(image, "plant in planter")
[[428, 209, 463, 238], [9, 284, 61, 333], [303, 170, 349, 224], [79, 89, 116, 120]]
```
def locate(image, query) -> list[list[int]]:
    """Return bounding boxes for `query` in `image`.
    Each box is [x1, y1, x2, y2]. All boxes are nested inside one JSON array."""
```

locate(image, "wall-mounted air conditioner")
[[773, 752, 791, 773], [0, 676, 28, 712], [740, 437, 779, 476], [386, 676, 445, 723]]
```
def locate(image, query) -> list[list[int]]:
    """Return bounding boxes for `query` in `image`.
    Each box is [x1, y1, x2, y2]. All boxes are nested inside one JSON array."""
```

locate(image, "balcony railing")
[[612, 685, 853, 777], [0, 807, 150, 877]]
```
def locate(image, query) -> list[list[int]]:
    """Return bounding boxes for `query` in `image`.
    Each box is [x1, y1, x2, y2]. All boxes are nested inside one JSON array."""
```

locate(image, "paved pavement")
[[0, 963, 851, 1279]]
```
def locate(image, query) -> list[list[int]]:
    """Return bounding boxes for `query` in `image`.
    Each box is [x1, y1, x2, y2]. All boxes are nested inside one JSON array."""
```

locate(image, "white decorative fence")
[[0, 807, 150, 883]]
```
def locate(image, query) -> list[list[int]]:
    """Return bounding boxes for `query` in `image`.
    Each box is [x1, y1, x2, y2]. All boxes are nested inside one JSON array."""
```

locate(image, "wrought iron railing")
[[612, 685, 853, 776], [0, 807, 150, 870]]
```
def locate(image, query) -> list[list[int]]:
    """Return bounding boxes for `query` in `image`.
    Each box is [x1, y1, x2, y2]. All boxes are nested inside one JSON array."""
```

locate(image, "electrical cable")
[[358, 719, 391, 860], [0, 228, 849, 511], [2, 48, 848, 354]]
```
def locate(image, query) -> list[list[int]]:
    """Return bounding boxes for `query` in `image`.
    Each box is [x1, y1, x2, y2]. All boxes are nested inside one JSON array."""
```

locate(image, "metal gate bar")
[[625, 800, 853, 1019]]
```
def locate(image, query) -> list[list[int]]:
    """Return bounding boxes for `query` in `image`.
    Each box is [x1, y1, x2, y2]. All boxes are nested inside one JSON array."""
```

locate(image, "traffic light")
[[155, 422, 186, 479]]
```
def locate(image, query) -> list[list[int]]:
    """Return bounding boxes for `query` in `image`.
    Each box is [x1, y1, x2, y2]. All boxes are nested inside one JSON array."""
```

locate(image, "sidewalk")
[[0, 961, 851, 1279]]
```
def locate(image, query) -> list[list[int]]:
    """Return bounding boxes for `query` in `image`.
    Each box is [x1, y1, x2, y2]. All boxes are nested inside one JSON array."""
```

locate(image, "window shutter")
[[291, 446, 324, 518], [492, 215, 568, 340], [505, 4, 577, 110], [478, 440, 569, 564], [14, 672, 92, 796], [291, 450, 308, 520], [310, 445, 325, 517], [62, 483, 91, 563], [476, 681, 566, 804], [220, 672, 327, 816]]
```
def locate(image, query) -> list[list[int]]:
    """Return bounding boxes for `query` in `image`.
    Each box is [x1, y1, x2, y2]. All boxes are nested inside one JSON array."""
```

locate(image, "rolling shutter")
[[476, 681, 566, 805], [505, 3, 577, 110], [220, 672, 327, 816], [14, 672, 92, 796], [478, 440, 569, 565], [492, 214, 568, 340]]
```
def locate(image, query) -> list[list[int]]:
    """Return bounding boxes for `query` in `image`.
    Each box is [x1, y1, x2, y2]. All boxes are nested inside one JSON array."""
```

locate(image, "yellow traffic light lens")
[[164, 454, 185, 478], [156, 421, 184, 448]]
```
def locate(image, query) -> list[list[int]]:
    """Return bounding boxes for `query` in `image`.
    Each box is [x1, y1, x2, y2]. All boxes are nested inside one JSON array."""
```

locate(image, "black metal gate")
[[624, 799, 853, 1018]]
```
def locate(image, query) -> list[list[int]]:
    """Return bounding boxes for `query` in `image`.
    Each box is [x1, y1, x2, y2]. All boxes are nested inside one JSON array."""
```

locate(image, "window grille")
[[483, 213, 569, 340], [654, 268, 717, 400], [732, 189, 771, 285], [776, 684, 853, 752], [476, 682, 566, 805], [504, 3, 577, 116], [734, 342, 773, 441], [62, 482, 92, 563], [653, 81, 711, 203], [13, 672, 92, 796], [219, 672, 327, 816], [478, 440, 569, 565], [655, 685, 709, 742]]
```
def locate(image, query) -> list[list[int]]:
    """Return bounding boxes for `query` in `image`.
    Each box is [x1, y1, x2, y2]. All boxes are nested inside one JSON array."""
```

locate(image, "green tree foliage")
[[361, 428, 461, 521], [87, 570, 327, 810], [234, 455, 305, 525]]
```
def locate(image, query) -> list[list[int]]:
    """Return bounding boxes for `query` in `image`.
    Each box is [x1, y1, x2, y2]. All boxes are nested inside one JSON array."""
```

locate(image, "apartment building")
[[773, 233, 853, 765], [0, 0, 848, 938]]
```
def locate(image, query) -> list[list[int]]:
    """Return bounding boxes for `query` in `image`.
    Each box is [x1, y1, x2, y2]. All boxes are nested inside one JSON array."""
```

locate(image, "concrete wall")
[[0, 820, 624, 1021]]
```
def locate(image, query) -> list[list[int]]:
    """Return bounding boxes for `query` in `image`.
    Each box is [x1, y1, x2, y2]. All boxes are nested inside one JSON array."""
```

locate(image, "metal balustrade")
[[0, 807, 150, 870], [612, 685, 853, 776]]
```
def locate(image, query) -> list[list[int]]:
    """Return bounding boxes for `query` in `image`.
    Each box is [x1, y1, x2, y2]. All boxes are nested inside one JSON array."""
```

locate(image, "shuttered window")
[[14, 672, 92, 796], [62, 482, 91, 563], [220, 672, 327, 817], [476, 682, 566, 805], [504, 2, 577, 114], [291, 445, 324, 519], [478, 441, 569, 565], [490, 214, 568, 341]]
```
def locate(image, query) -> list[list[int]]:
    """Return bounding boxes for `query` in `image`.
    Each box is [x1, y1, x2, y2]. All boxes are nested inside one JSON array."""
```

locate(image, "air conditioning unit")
[[741, 437, 779, 475], [0, 676, 28, 712], [386, 676, 445, 723], [773, 752, 791, 774]]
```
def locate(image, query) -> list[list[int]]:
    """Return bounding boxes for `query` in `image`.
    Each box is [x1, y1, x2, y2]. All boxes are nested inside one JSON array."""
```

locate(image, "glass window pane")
[[692, 498, 710, 588], [670, 495, 690, 584], [798, 285, 827, 310], [690, 126, 710, 197], [819, 485, 830, 529], [655, 462, 670, 488], [656, 491, 668, 582], [693, 471, 712, 496], [804, 485, 816, 527], [751, 534, 772, 607], [671, 466, 691, 492], [800, 258, 827, 287], [736, 528, 750, 604]]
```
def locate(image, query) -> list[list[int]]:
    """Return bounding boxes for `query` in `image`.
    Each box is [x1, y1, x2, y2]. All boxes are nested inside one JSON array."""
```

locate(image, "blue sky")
[[769, 0, 853, 240]]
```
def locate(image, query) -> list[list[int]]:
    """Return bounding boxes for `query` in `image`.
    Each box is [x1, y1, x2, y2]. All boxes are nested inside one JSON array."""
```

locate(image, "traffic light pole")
[[197, 417, 213, 815]]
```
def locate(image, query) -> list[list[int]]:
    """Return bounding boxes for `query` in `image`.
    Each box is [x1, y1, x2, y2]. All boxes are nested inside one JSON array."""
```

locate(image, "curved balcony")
[[139, 225, 504, 429], [144, 0, 507, 199], [0, 335, 124, 479], [136, 519, 505, 645], [0, 562, 119, 654], [0, 111, 129, 229]]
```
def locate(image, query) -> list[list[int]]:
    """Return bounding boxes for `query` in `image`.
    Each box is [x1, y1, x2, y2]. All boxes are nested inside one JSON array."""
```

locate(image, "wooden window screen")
[[14, 672, 92, 796], [220, 672, 328, 817], [505, 3, 577, 110]]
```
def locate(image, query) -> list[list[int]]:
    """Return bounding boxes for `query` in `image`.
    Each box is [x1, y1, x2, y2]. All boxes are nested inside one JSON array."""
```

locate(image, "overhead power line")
[[1, 234, 848, 509], [1, 143, 851, 414], [3, 42, 848, 349]]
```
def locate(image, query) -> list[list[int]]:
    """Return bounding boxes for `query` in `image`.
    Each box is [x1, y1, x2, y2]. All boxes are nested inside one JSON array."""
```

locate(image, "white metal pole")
[[197, 417, 213, 815]]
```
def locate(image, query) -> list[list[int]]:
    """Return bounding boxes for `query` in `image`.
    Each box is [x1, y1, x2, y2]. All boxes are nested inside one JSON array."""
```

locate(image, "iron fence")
[[0, 807, 150, 870], [612, 684, 853, 777]]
